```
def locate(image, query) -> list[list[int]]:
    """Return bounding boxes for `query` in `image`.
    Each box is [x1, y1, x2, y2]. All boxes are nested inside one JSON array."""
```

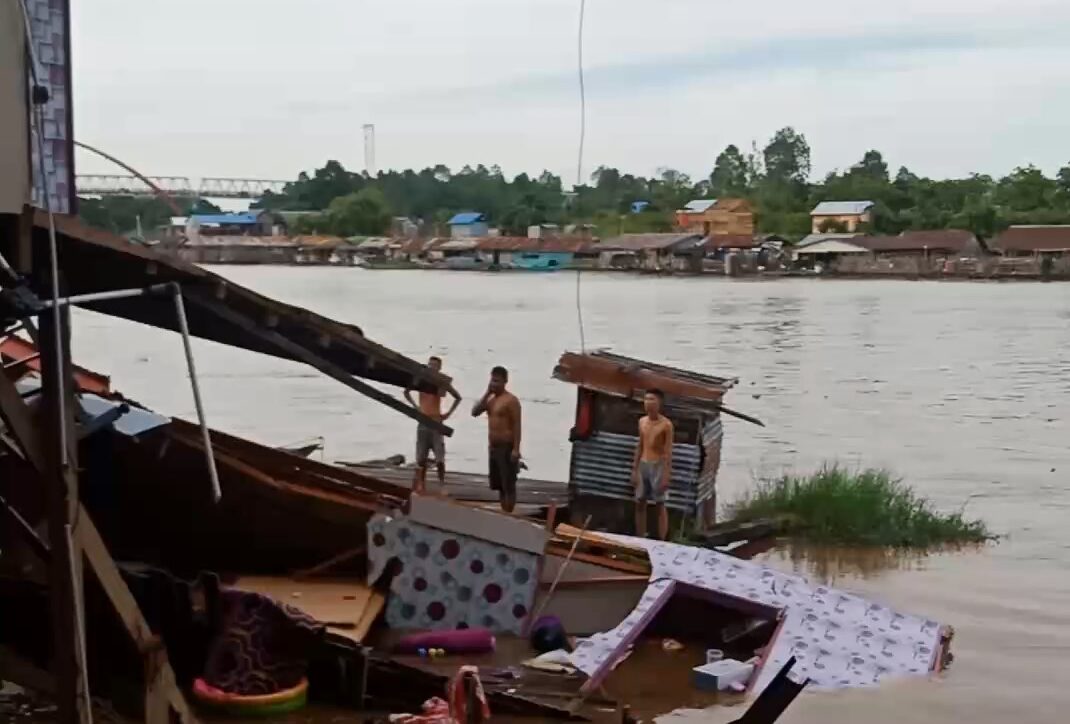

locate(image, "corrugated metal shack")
[[553, 351, 737, 531]]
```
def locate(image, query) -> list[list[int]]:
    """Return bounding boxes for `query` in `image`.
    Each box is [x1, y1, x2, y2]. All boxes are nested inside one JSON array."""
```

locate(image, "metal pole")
[[170, 284, 222, 502], [35, 284, 173, 310]]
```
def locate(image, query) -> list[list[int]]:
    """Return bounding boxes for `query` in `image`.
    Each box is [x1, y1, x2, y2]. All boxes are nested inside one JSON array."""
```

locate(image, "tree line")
[[79, 126, 1070, 240]]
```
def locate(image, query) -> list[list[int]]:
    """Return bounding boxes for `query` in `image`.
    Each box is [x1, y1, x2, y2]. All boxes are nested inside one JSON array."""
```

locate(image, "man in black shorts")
[[471, 365, 522, 513]]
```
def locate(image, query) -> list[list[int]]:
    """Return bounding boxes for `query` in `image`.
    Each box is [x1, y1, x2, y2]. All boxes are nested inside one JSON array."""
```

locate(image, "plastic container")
[[691, 659, 755, 692]]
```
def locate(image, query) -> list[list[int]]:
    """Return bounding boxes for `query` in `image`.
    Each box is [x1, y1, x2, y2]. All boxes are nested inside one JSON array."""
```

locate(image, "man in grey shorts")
[[632, 389, 674, 539], [404, 356, 460, 494]]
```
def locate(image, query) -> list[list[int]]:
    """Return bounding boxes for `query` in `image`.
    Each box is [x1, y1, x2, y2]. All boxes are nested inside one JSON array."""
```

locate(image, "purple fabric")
[[395, 627, 496, 654], [202, 589, 324, 696]]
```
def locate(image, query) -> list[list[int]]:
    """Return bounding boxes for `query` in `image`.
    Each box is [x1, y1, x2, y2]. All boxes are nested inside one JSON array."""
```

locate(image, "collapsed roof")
[[5, 212, 452, 432]]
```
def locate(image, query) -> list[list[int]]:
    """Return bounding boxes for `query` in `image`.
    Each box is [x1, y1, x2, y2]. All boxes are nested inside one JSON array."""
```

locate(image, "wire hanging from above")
[[574, 0, 588, 354]]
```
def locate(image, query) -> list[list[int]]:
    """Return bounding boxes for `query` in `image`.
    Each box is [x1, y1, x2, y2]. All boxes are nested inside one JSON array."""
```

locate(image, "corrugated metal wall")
[[571, 423, 716, 512]]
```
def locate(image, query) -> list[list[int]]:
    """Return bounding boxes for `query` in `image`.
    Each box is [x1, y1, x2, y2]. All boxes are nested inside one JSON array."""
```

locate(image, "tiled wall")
[[27, 0, 73, 214]]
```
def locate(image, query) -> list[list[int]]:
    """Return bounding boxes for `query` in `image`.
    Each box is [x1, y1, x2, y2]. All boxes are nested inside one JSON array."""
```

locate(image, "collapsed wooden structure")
[[0, 208, 457, 723]]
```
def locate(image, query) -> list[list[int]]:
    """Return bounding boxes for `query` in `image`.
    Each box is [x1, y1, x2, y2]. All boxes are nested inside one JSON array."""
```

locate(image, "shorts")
[[415, 425, 445, 465], [635, 460, 667, 503], [488, 443, 518, 498]]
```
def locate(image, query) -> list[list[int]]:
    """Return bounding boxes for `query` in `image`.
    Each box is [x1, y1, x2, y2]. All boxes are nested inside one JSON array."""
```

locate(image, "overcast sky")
[[71, 0, 1070, 186]]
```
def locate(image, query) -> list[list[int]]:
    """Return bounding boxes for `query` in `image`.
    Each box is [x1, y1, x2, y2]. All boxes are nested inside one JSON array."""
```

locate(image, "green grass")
[[729, 465, 993, 547]]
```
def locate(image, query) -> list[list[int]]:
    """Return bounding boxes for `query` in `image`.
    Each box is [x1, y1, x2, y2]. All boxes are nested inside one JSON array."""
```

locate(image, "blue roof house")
[[189, 210, 274, 236], [448, 212, 489, 238]]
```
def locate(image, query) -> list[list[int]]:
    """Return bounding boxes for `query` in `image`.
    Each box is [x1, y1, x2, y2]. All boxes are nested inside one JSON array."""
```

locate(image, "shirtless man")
[[471, 365, 522, 513], [632, 389, 674, 539], [404, 356, 461, 494]]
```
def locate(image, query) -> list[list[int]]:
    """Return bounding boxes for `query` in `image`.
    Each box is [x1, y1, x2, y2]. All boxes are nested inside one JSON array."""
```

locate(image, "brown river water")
[[71, 269, 1070, 723]]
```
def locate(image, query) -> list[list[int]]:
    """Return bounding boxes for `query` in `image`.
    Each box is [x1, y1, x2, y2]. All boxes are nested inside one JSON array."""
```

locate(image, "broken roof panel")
[[13, 212, 452, 430], [569, 534, 951, 694], [553, 350, 736, 408], [598, 233, 703, 252]]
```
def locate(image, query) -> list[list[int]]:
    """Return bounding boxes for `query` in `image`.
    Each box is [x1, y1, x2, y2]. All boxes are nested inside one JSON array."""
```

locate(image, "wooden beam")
[[38, 304, 87, 724], [292, 544, 367, 580], [183, 290, 453, 436], [0, 373, 47, 473], [75, 505, 200, 723], [0, 492, 50, 560], [0, 645, 56, 696]]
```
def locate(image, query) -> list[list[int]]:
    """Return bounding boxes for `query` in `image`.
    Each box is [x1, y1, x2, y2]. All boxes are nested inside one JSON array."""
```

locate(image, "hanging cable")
[[574, 0, 588, 354], [575, 0, 587, 188]]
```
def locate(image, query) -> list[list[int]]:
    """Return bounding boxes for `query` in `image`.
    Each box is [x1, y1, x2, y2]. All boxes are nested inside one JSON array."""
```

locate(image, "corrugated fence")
[[571, 417, 722, 513]]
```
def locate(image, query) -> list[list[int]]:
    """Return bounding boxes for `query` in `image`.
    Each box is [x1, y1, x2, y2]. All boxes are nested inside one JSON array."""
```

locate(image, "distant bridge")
[[76, 174, 291, 199]]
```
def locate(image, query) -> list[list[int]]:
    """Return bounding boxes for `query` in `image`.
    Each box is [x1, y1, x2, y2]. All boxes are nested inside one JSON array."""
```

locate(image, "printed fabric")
[[569, 536, 945, 692], [202, 589, 325, 696], [368, 514, 539, 635]]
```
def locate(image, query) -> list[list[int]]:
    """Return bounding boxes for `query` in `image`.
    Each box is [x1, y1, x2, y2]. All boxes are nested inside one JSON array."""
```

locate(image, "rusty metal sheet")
[[553, 351, 736, 411]]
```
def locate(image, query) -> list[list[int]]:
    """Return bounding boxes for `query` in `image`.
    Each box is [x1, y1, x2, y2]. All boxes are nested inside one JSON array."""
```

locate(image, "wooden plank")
[[352, 591, 386, 642], [292, 545, 367, 579], [233, 576, 381, 645], [183, 291, 453, 436], [0, 644, 56, 695], [167, 428, 382, 512], [38, 305, 88, 724], [544, 547, 651, 576], [75, 505, 199, 723], [0, 373, 47, 473]]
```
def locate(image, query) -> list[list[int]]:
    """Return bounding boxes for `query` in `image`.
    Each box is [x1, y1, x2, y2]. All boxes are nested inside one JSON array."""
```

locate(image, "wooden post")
[[38, 296, 89, 724]]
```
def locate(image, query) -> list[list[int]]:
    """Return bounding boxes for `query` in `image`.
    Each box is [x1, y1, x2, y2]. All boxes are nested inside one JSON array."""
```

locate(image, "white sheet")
[[569, 536, 944, 691]]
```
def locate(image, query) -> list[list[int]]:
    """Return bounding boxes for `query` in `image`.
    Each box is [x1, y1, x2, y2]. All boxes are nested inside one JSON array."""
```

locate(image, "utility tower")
[[362, 124, 376, 177]]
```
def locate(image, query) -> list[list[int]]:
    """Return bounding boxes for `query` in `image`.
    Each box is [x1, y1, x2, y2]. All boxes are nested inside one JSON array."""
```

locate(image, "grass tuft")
[[729, 465, 993, 547]]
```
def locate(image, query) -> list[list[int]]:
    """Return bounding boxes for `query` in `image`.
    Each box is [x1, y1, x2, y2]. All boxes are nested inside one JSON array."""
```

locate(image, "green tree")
[[709, 144, 750, 196], [852, 150, 889, 182], [995, 165, 1056, 212], [324, 187, 392, 236], [762, 127, 811, 187], [1055, 163, 1070, 206]]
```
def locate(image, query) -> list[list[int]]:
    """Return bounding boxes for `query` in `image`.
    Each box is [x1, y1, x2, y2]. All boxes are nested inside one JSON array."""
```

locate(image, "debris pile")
[[0, 216, 953, 723]]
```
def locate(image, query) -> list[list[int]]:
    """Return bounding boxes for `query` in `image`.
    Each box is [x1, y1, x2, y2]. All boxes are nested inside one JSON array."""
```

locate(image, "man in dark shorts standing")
[[404, 355, 461, 494], [472, 365, 522, 513]]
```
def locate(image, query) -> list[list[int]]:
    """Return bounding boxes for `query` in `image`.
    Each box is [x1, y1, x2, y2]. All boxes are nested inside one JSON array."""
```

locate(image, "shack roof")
[[183, 235, 294, 247], [796, 232, 863, 248], [860, 229, 978, 254], [17, 212, 453, 418], [703, 234, 759, 250], [989, 225, 1070, 253], [679, 199, 717, 213], [472, 237, 595, 253], [811, 200, 874, 216], [355, 237, 394, 251], [599, 233, 703, 252], [793, 239, 870, 256], [447, 212, 485, 225], [553, 351, 736, 409], [190, 212, 264, 225]]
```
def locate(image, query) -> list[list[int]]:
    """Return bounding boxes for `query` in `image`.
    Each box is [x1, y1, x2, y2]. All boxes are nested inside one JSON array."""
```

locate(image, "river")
[[71, 269, 1070, 723]]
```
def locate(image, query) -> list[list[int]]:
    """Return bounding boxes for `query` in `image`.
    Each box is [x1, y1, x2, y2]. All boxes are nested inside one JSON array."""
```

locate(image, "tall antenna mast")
[[362, 123, 376, 177]]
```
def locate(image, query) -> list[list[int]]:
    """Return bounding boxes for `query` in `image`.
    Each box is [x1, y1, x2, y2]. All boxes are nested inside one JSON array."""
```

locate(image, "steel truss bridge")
[[75, 174, 290, 199]]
